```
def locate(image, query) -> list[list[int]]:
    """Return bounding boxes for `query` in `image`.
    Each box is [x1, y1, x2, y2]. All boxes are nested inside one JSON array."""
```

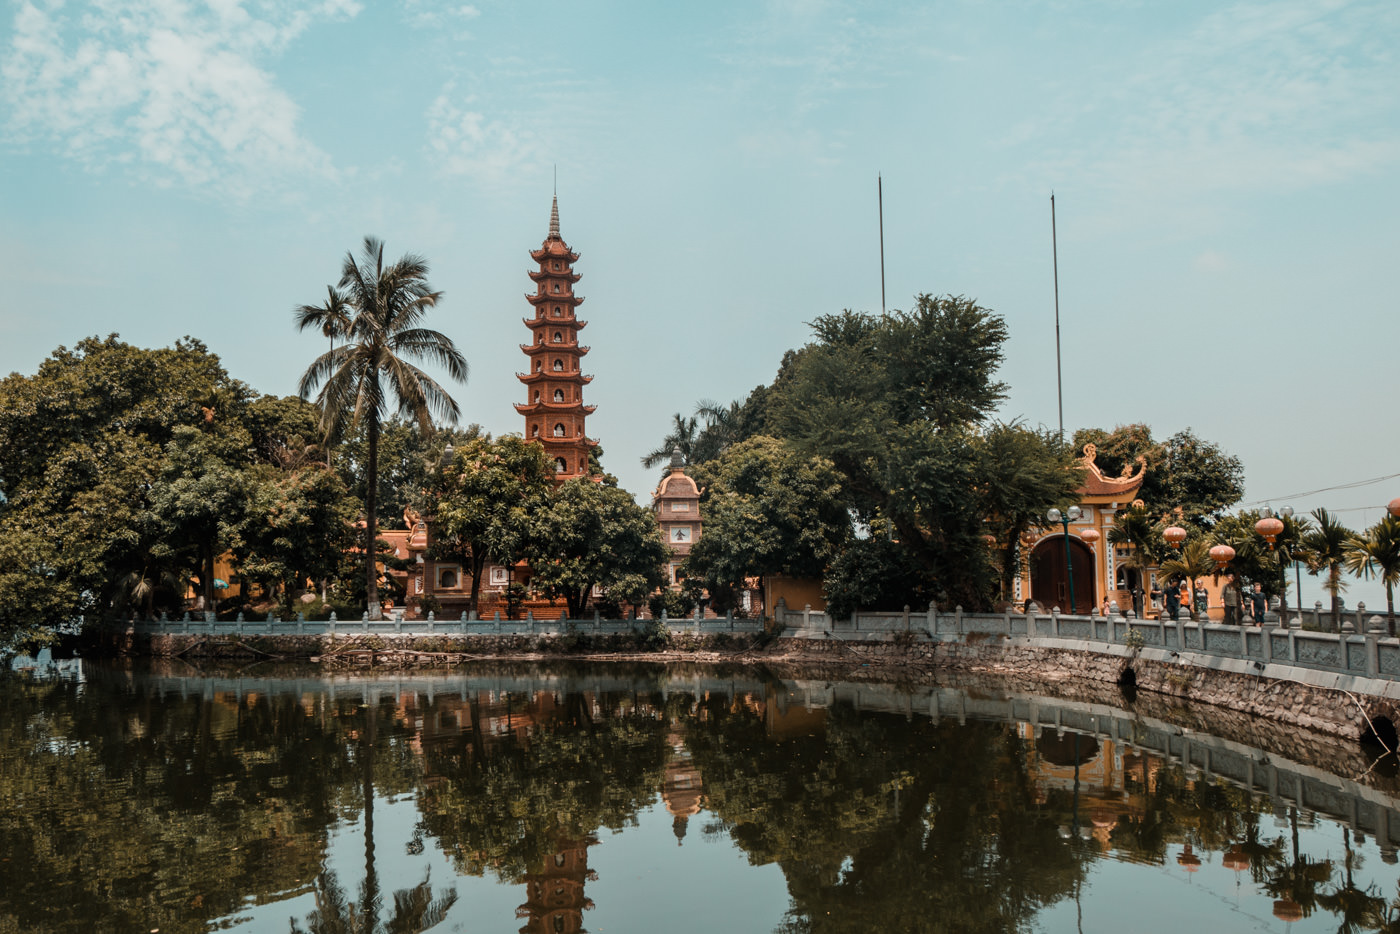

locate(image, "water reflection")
[[2, 658, 1399, 933]]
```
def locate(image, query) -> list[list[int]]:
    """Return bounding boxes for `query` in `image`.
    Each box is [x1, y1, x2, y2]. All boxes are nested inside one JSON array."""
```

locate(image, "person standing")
[[1222, 574, 1241, 625], [1248, 582, 1267, 625], [1163, 578, 1182, 622]]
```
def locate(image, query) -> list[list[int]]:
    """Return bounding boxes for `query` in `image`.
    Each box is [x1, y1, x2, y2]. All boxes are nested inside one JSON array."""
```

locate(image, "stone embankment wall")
[[776, 635, 1400, 746]]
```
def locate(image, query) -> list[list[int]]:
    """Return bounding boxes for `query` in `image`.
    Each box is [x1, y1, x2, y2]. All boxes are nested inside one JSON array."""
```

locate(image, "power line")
[[1240, 471, 1400, 508]]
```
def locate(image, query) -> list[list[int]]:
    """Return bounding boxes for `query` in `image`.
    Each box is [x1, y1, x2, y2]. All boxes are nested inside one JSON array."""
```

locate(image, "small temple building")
[[652, 449, 703, 585], [1018, 443, 1146, 615], [516, 196, 596, 480]]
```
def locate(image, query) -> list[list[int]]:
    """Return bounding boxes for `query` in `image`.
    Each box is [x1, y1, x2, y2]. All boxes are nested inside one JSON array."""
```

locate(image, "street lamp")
[[1047, 505, 1082, 614]]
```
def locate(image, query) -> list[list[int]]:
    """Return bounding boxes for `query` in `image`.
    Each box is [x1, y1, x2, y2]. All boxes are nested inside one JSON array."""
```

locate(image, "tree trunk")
[[365, 417, 381, 619], [203, 545, 217, 618], [469, 551, 486, 615], [1387, 581, 1394, 637]]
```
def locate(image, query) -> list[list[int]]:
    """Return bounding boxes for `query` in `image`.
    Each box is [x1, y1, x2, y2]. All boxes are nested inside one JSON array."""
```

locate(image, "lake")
[[3, 654, 1400, 933]]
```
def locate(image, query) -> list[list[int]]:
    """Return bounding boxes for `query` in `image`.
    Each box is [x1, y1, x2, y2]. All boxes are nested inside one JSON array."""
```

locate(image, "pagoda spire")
[[517, 196, 596, 481]]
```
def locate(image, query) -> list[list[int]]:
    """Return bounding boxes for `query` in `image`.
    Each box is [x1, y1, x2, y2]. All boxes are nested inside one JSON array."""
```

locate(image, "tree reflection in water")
[[3, 661, 1400, 934]]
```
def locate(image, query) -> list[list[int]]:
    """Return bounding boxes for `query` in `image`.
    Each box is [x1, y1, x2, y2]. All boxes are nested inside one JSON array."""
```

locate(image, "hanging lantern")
[[1209, 543, 1236, 568], [1164, 526, 1187, 548], [1080, 528, 1100, 545], [1389, 497, 1400, 518], [1255, 516, 1284, 549]]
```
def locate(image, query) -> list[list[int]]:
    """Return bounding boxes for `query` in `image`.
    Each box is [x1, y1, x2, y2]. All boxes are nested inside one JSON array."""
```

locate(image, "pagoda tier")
[[516, 370, 593, 384], [528, 268, 581, 283], [515, 402, 598, 416], [520, 342, 590, 356], [517, 195, 596, 481], [525, 291, 584, 307], [523, 316, 587, 329]]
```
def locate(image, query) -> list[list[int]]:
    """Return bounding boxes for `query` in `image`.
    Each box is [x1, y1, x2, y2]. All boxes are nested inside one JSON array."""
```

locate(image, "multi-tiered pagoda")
[[516, 197, 596, 479]]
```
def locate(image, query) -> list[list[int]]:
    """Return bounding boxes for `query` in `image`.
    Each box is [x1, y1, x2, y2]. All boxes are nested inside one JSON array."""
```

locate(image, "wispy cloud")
[[1, 0, 361, 199], [401, 0, 479, 34], [425, 81, 544, 183], [1024, 0, 1400, 218]]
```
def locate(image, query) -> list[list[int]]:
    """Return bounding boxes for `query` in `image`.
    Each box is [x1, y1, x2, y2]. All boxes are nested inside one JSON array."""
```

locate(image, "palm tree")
[[1159, 539, 1213, 621], [1106, 502, 1162, 607], [297, 237, 467, 618], [641, 412, 699, 469], [1344, 514, 1400, 634], [1300, 508, 1354, 631]]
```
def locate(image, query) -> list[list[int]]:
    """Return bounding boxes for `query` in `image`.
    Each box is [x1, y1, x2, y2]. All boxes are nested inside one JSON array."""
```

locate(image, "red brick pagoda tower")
[[516, 196, 596, 479]]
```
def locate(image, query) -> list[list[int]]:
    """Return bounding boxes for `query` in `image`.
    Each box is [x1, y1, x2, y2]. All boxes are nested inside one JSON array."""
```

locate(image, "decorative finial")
[[670, 447, 684, 472], [549, 195, 560, 240]]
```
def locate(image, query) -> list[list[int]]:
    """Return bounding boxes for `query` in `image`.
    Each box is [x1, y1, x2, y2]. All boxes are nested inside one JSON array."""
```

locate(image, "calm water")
[[4, 657, 1400, 934]]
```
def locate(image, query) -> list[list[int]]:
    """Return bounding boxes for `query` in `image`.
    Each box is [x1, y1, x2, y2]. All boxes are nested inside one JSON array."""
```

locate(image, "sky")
[[2, 0, 1399, 607]]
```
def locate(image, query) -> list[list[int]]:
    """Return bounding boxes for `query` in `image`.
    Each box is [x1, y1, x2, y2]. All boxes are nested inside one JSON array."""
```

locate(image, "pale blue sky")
[[3, 0, 1399, 604]]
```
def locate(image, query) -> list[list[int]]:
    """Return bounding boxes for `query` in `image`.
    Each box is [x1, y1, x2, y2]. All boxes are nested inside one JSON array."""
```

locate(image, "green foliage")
[[431, 435, 552, 612], [684, 436, 851, 592], [1072, 425, 1244, 528], [0, 336, 270, 632], [523, 480, 670, 618], [1345, 515, 1400, 626], [296, 237, 467, 614], [772, 296, 1009, 610], [823, 533, 931, 620], [647, 587, 695, 620], [976, 422, 1084, 601], [1300, 507, 1356, 628]]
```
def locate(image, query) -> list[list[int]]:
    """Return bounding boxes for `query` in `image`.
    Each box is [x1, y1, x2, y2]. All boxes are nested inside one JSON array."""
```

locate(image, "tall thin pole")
[[1051, 192, 1064, 440], [878, 174, 886, 316]]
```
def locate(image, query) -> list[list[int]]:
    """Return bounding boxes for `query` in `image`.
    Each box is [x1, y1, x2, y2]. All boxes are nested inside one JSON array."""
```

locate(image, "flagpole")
[[1052, 192, 1063, 440], [878, 174, 886, 316]]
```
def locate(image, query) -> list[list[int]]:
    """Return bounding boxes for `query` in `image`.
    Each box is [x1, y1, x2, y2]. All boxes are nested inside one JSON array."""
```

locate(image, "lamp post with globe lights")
[[1047, 505, 1082, 613]]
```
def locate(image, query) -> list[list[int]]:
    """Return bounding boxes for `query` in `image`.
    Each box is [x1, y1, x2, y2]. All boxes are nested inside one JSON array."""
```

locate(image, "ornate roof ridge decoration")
[[1077, 442, 1146, 498], [549, 195, 560, 239]]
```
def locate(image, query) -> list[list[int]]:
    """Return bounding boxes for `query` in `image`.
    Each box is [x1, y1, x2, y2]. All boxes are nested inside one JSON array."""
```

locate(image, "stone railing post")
[[927, 600, 937, 636], [774, 597, 788, 627], [1366, 617, 1384, 678], [1051, 607, 1060, 638], [955, 605, 964, 635], [805, 603, 813, 630]]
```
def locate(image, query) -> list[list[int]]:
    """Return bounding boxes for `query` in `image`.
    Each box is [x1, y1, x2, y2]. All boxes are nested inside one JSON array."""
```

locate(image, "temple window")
[[535, 361, 542, 372], [552, 332, 562, 343], [552, 284, 560, 293], [553, 359, 563, 371], [553, 389, 564, 403], [531, 424, 539, 437], [553, 423, 565, 437], [553, 306, 561, 316], [555, 457, 566, 473], [533, 390, 540, 403]]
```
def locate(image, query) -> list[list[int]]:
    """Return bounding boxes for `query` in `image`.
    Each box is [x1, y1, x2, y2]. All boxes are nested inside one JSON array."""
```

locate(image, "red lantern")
[[1255, 516, 1283, 549], [1389, 497, 1400, 518], [1080, 528, 1100, 545], [1209, 544, 1236, 568], [1164, 526, 1187, 548]]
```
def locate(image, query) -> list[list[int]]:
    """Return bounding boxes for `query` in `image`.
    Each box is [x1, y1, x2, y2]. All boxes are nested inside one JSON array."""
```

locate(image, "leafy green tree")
[[1344, 514, 1400, 633], [237, 463, 358, 611], [683, 436, 851, 607], [296, 237, 467, 617], [430, 436, 553, 613], [1300, 508, 1355, 630], [772, 296, 1008, 609], [821, 532, 931, 620], [975, 422, 1084, 603], [523, 480, 670, 618], [0, 336, 261, 633], [1072, 425, 1243, 528], [1107, 501, 1165, 593], [148, 425, 254, 613], [641, 412, 699, 470]]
